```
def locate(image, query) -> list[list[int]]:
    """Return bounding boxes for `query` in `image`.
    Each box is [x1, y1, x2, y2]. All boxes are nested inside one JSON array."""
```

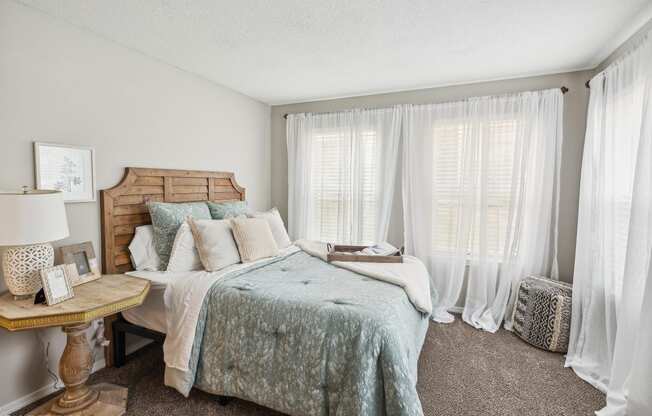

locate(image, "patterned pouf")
[[511, 275, 572, 353]]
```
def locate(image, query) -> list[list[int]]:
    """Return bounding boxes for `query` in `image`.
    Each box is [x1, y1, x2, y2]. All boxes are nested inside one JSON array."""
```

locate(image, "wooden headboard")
[[100, 167, 245, 274]]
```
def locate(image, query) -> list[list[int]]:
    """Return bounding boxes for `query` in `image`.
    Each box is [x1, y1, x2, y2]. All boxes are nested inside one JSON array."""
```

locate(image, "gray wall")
[[271, 71, 593, 283], [0, 0, 270, 410]]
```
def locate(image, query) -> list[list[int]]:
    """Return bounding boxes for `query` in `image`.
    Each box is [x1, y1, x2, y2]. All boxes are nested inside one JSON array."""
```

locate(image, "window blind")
[[309, 130, 378, 244], [432, 118, 519, 258]]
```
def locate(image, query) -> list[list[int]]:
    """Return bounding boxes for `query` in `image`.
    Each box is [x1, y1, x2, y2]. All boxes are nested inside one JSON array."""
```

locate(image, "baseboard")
[[0, 338, 153, 415], [448, 306, 464, 314], [0, 383, 59, 416]]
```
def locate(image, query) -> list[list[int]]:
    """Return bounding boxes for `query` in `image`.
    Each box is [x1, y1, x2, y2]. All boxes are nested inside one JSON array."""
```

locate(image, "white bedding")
[[125, 269, 179, 288], [295, 240, 433, 314], [124, 270, 185, 334], [121, 282, 167, 333], [127, 243, 432, 396]]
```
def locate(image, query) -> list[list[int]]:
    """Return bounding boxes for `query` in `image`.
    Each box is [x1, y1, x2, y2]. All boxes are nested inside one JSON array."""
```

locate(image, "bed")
[[100, 167, 247, 365], [100, 167, 432, 416]]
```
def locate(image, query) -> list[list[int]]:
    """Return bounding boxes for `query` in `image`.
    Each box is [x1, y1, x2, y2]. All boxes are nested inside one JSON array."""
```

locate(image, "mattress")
[[123, 270, 175, 334]]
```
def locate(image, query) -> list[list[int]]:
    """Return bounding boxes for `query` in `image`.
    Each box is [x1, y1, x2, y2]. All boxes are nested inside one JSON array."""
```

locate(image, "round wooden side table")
[[0, 274, 150, 415]]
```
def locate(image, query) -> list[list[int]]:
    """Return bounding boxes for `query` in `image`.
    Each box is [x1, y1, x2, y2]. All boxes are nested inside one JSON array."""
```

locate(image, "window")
[[432, 119, 519, 258], [286, 107, 400, 245], [309, 129, 378, 244]]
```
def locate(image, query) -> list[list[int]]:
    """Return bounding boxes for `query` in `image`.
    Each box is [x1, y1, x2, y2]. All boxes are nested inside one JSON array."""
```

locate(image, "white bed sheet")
[[121, 248, 299, 335], [123, 270, 184, 334], [122, 285, 167, 333], [123, 246, 301, 337]]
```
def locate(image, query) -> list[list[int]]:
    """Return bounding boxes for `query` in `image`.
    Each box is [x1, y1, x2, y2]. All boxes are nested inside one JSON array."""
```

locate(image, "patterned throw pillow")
[[207, 201, 249, 219], [147, 202, 211, 269]]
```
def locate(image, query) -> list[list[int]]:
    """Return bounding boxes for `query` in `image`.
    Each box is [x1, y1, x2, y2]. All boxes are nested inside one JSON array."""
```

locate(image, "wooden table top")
[[0, 274, 150, 331]]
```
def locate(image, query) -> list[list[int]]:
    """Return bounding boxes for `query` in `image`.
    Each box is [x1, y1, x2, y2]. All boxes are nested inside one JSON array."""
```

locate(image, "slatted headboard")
[[100, 167, 245, 274]]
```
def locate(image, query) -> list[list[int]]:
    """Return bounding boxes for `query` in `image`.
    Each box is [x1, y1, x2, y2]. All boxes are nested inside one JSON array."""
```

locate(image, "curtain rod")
[[282, 86, 569, 119]]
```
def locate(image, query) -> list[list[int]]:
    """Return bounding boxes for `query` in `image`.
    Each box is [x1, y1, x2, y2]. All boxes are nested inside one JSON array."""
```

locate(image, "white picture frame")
[[40, 264, 75, 306], [34, 142, 96, 203]]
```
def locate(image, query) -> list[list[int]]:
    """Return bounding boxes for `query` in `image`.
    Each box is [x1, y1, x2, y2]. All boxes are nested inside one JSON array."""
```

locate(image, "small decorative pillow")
[[252, 208, 291, 249], [128, 225, 161, 271], [188, 218, 241, 271], [230, 218, 279, 263], [167, 221, 203, 272], [147, 202, 211, 269], [207, 201, 249, 220]]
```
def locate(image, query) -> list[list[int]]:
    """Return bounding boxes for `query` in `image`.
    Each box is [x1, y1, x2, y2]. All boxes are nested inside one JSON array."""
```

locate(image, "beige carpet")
[[14, 320, 605, 416]]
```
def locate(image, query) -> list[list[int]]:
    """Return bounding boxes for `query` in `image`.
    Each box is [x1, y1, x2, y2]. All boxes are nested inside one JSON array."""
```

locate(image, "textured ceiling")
[[16, 0, 652, 104]]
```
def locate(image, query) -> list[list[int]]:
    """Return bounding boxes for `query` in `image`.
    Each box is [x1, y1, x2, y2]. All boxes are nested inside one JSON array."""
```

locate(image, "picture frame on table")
[[58, 242, 102, 287], [34, 142, 96, 203], [40, 265, 75, 306]]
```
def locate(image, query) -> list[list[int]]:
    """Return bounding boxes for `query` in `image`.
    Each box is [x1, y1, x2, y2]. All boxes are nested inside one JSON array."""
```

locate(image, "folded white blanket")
[[295, 240, 433, 315]]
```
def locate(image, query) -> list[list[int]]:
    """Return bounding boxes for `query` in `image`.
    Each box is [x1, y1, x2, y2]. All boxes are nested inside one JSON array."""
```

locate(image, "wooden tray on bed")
[[326, 244, 404, 263]]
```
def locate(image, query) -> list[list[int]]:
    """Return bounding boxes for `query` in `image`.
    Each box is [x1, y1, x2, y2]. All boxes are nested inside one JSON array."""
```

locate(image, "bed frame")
[[100, 167, 245, 372]]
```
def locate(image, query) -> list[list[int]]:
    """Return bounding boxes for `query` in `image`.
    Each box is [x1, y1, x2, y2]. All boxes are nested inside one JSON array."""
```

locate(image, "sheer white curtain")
[[402, 89, 563, 331], [286, 107, 401, 244], [566, 32, 652, 416]]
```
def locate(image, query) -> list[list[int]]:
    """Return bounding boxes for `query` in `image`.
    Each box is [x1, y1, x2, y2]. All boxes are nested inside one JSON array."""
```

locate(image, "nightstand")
[[0, 274, 150, 416]]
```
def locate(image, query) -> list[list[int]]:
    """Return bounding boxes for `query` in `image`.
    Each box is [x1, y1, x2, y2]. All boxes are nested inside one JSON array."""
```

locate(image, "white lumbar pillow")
[[167, 221, 203, 272], [188, 218, 241, 272], [252, 208, 291, 249], [129, 225, 161, 271]]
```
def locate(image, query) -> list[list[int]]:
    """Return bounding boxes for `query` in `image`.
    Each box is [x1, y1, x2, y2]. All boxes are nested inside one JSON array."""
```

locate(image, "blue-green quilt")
[[187, 250, 430, 416]]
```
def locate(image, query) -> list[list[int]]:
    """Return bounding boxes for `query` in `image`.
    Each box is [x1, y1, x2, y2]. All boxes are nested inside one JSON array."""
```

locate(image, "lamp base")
[[2, 243, 54, 297], [13, 293, 34, 301]]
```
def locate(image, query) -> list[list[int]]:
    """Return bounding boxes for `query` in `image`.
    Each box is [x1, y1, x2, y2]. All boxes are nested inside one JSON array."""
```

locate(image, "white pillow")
[[252, 208, 291, 249], [231, 218, 279, 263], [129, 225, 161, 271], [167, 221, 203, 272], [188, 218, 241, 271]]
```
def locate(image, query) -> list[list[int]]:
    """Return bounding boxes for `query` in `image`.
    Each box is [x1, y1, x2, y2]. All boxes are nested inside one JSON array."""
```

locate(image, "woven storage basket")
[[511, 275, 572, 353]]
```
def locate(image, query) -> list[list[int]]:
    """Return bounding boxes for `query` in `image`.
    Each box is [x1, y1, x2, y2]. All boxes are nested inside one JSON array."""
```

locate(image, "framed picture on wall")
[[34, 142, 96, 203]]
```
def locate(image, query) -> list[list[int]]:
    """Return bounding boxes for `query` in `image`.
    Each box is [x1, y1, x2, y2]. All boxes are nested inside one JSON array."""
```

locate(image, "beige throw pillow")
[[252, 208, 291, 249], [188, 218, 241, 271], [230, 218, 279, 263]]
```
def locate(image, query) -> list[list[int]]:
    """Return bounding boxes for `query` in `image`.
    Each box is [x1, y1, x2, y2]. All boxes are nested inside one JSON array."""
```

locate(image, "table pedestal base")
[[27, 383, 127, 416], [27, 323, 128, 415]]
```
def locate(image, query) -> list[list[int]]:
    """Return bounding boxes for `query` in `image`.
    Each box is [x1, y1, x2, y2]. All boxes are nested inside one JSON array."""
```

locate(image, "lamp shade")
[[0, 190, 69, 246]]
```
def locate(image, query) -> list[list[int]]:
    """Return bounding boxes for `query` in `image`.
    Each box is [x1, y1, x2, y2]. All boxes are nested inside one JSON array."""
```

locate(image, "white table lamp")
[[0, 189, 69, 299]]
